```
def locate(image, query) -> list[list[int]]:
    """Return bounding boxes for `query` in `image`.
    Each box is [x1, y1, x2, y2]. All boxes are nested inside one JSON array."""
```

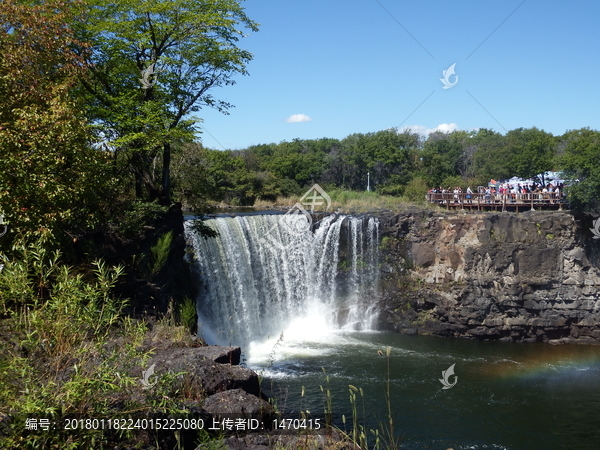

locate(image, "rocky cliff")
[[378, 209, 600, 344]]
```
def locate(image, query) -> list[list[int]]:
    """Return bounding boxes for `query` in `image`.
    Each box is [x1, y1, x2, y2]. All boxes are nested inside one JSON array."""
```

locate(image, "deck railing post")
[[530, 193, 534, 211]]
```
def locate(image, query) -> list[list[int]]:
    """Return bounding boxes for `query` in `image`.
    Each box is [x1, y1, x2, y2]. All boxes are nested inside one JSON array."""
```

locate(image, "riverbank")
[[0, 306, 357, 449]]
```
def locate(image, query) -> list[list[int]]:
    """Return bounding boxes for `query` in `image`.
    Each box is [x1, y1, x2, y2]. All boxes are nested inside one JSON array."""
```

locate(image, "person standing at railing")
[[548, 185, 554, 203], [510, 185, 518, 202], [466, 186, 473, 204]]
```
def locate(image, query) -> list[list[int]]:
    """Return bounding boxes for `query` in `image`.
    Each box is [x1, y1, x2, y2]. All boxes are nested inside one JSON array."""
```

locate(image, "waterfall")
[[184, 214, 380, 348]]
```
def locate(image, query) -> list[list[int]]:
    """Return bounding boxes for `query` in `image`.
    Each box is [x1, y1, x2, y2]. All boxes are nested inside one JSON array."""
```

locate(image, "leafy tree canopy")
[[558, 128, 600, 213], [0, 0, 114, 249], [78, 0, 258, 202]]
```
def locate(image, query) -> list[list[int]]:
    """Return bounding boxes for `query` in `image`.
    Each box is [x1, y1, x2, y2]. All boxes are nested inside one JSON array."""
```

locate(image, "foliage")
[[78, 0, 259, 202], [469, 128, 512, 185], [403, 177, 429, 202], [420, 132, 465, 187], [181, 124, 600, 212], [113, 199, 169, 239], [505, 127, 556, 184], [0, 239, 214, 448], [0, 0, 116, 251], [150, 230, 173, 277], [0, 240, 139, 448], [558, 128, 600, 213], [177, 297, 197, 333]]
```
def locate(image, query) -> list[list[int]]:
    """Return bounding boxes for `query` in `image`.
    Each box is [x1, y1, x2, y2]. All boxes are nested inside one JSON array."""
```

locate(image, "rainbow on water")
[[481, 344, 600, 380]]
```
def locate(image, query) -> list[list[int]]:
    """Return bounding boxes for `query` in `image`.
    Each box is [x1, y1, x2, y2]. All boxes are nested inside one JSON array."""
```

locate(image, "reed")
[[325, 346, 400, 450]]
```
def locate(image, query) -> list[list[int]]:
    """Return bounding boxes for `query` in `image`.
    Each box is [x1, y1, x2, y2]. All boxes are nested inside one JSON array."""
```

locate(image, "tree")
[[335, 129, 420, 192], [558, 128, 600, 213], [0, 0, 114, 248], [78, 0, 258, 203], [506, 127, 555, 185], [420, 132, 464, 187], [470, 129, 511, 185]]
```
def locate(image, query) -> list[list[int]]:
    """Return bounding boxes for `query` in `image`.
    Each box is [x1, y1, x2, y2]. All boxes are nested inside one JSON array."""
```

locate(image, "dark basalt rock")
[[204, 431, 357, 450], [201, 389, 275, 422], [195, 363, 260, 397], [149, 346, 260, 397], [378, 210, 600, 344]]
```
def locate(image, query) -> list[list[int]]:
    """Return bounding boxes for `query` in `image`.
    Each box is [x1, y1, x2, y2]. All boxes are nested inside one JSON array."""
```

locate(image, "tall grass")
[[150, 230, 173, 277], [253, 188, 431, 213], [0, 240, 204, 448]]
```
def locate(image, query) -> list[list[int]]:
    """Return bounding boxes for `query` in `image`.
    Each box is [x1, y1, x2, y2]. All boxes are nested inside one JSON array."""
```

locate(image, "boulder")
[[149, 346, 260, 397], [202, 389, 275, 422]]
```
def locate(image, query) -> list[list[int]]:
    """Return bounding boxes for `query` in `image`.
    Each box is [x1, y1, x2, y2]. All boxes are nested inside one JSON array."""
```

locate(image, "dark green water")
[[250, 331, 600, 450]]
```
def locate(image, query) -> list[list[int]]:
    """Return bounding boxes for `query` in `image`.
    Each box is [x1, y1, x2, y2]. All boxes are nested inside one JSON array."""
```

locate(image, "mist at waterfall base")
[[185, 214, 600, 450]]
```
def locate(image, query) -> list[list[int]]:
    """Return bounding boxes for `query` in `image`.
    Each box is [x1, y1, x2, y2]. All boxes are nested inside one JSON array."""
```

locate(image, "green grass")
[[0, 239, 211, 449]]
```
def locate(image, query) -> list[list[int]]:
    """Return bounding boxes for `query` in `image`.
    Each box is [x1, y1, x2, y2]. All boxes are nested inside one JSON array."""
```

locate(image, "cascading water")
[[184, 213, 380, 355], [183, 213, 600, 450]]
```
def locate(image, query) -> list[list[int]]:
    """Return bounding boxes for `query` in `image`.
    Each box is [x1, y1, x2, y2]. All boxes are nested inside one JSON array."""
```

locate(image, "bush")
[[113, 200, 169, 239], [377, 184, 404, 196], [403, 177, 429, 202], [440, 175, 465, 189], [0, 240, 166, 448]]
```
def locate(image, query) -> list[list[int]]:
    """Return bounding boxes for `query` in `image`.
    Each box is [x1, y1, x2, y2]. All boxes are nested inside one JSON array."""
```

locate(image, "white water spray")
[[184, 214, 380, 359]]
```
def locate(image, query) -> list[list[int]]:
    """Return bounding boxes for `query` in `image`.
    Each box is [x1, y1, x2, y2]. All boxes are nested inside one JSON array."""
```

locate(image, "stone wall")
[[378, 209, 600, 344]]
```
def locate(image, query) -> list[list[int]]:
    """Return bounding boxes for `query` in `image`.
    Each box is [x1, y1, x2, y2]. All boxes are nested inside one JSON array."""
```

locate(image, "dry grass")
[[254, 190, 435, 214]]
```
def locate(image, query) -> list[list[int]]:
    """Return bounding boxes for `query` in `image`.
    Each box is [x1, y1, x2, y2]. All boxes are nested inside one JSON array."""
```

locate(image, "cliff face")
[[378, 209, 600, 344]]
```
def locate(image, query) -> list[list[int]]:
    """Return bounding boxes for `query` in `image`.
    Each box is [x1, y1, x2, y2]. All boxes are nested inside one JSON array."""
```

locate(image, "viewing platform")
[[426, 192, 567, 212]]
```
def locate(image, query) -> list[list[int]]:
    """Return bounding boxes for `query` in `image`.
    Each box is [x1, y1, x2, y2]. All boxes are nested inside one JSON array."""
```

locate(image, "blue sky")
[[197, 0, 600, 150]]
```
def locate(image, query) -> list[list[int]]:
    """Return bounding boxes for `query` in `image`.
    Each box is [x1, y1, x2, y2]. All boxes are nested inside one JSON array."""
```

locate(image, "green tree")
[[420, 132, 464, 187], [259, 138, 329, 187], [79, 0, 258, 203], [0, 0, 114, 249], [470, 129, 511, 185], [506, 127, 556, 185], [337, 129, 419, 192], [558, 128, 600, 213]]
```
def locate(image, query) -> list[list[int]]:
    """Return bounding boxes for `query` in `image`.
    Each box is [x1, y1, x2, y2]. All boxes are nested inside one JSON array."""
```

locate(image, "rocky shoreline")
[[143, 343, 351, 450]]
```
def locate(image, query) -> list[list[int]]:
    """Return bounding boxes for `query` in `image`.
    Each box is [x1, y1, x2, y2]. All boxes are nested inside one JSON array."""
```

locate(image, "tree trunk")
[[161, 142, 171, 205], [132, 152, 144, 199]]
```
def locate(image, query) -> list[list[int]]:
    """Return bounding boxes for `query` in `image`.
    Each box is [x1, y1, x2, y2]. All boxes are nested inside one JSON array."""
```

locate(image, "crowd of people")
[[428, 181, 566, 204]]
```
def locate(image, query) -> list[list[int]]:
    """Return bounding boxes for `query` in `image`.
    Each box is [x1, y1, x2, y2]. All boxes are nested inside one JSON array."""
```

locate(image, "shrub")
[[403, 177, 429, 202], [0, 240, 162, 448]]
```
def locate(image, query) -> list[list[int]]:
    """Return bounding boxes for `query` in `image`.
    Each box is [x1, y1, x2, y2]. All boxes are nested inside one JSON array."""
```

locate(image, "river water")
[[185, 214, 600, 450], [250, 329, 600, 450]]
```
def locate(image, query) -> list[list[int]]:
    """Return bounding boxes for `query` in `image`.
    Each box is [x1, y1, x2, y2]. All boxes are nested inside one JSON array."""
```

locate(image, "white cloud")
[[400, 123, 459, 135], [286, 114, 312, 123]]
